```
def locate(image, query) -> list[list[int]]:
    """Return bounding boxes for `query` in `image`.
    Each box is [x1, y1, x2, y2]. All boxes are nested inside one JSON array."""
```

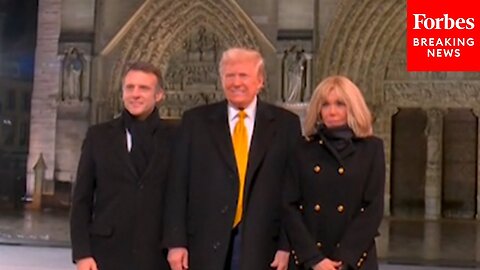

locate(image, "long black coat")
[[70, 116, 174, 270], [284, 133, 385, 270], [163, 100, 301, 270]]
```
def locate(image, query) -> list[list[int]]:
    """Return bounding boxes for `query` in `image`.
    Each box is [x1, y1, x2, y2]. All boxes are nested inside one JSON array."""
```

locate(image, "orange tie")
[[232, 110, 248, 227]]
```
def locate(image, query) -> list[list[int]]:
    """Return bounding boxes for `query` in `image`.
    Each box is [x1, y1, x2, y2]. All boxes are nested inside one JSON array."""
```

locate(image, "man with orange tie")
[[163, 47, 302, 270]]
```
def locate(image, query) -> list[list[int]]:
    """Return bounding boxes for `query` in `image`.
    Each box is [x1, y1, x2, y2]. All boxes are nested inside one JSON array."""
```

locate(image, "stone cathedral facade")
[[27, 0, 480, 221]]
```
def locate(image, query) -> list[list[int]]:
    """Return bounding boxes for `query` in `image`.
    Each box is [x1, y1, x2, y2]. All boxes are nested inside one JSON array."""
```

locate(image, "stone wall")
[[28, 0, 480, 217], [26, 0, 62, 196]]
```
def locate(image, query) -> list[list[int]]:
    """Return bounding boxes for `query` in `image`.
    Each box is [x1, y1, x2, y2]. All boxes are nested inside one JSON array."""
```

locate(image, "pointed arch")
[[315, 0, 406, 104], [104, 0, 271, 116]]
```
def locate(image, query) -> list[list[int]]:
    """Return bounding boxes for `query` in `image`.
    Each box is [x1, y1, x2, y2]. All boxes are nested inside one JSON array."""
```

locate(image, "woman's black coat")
[[284, 131, 385, 270]]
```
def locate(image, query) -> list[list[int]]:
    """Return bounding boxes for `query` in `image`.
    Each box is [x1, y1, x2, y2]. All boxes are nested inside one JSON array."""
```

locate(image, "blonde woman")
[[284, 75, 385, 270]]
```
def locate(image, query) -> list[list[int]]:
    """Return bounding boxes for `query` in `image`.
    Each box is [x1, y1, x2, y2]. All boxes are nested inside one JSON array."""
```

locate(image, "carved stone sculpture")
[[283, 46, 307, 103], [62, 48, 84, 101]]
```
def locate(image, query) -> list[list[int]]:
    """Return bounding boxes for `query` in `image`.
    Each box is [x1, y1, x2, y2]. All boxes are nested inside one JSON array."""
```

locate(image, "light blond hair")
[[304, 75, 373, 138], [219, 47, 265, 83]]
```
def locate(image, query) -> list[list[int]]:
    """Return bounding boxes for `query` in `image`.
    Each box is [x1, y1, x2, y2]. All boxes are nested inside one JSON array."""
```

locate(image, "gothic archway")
[[104, 0, 267, 118], [315, 0, 405, 104], [314, 0, 480, 218]]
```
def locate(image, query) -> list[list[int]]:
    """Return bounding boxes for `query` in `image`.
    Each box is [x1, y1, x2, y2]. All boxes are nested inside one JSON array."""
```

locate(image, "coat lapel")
[[244, 101, 276, 203], [109, 117, 138, 179], [208, 101, 237, 174], [139, 119, 169, 183]]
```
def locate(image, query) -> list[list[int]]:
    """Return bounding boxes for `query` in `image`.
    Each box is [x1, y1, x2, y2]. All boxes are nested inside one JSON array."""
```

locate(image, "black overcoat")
[[284, 133, 385, 270], [163, 100, 302, 270], [70, 116, 174, 270]]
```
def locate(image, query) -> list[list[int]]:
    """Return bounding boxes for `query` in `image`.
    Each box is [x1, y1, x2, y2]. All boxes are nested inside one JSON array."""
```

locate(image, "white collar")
[[228, 96, 257, 121]]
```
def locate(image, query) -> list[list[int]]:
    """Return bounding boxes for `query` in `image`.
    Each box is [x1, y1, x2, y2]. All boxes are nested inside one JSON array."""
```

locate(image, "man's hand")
[[270, 250, 290, 270], [168, 247, 189, 270], [313, 258, 342, 270], [76, 257, 97, 270]]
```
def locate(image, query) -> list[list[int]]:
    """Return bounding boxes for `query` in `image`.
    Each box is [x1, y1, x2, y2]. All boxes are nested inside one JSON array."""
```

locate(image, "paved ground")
[[1, 208, 480, 269], [0, 245, 74, 270], [0, 209, 69, 247], [0, 245, 477, 270]]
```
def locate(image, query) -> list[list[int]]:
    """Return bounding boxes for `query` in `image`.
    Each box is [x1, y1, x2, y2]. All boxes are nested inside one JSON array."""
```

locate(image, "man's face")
[[122, 70, 163, 120], [221, 59, 263, 109]]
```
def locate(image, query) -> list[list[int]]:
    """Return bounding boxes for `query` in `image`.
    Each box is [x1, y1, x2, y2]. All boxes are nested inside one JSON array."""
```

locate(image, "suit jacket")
[[163, 100, 302, 270], [284, 134, 385, 270], [70, 116, 174, 270]]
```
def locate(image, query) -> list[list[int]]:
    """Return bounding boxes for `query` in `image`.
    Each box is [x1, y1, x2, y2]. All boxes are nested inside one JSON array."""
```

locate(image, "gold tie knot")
[[238, 110, 246, 120]]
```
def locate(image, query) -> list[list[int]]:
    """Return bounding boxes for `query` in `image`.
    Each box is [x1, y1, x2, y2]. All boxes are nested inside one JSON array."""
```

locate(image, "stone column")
[[374, 105, 397, 217], [472, 108, 480, 220], [423, 220, 440, 260], [476, 221, 480, 263], [26, 0, 62, 196], [376, 219, 390, 259], [277, 51, 286, 102], [303, 52, 313, 102], [55, 44, 92, 187], [424, 108, 445, 220]]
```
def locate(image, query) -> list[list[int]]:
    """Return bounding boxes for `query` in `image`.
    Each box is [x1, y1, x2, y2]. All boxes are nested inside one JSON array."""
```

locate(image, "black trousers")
[[224, 226, 241, 270]]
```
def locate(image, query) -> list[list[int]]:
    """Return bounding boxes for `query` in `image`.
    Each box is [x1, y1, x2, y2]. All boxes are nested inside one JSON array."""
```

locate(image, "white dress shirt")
[[126, 129, 132, 152], [228, 96, 257, 148]]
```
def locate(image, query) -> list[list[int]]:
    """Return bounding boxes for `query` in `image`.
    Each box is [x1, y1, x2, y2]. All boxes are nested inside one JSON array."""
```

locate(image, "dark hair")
[[122, 61, 164, 91]]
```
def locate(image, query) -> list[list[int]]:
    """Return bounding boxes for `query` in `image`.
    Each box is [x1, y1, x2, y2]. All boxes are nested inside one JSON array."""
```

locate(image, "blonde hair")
[[304, 75, 373, 138], [219, 47, 265, 82]]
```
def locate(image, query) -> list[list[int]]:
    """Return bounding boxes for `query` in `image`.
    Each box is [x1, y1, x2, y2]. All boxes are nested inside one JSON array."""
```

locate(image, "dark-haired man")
[[70, 62, 173, 270]]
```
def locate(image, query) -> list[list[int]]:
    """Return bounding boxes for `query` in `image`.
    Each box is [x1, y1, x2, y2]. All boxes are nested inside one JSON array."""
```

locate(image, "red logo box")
[[407, 0, 480, 71]]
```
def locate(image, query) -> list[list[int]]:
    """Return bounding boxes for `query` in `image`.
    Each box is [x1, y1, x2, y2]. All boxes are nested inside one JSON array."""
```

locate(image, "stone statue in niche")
[[283, 46, 307, 103], [62, 47, 84, 101]]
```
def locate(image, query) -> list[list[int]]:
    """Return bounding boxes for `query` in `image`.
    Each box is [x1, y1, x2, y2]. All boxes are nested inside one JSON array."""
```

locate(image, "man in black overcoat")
[[70, 62, 173, 270], [164, 48, 302, 270]]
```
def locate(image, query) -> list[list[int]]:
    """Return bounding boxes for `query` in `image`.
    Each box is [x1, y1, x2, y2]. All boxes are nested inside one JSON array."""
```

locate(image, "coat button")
[[298, 204, 304, 211], [314, 204, 321, 212], [337, 204, 345, 213], [363, 252, 368, 257], [360, 207, 365, 212], [291, 249, 296, 255], [319, 139, 323, 145], [357, 257, 364, 267], [213, 241, 221, 250], [316, 242, 322, 248], [338, 167, 345, 175], [313, 165, 321, 173]]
